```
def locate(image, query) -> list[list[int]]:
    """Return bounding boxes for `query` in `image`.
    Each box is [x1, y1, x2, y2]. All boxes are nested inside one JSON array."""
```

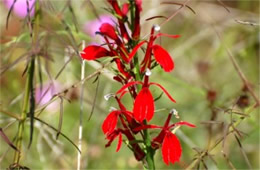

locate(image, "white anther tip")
[[170, 109, 179, 119], [154, 24, 161, 32], [145, 68, 152, 76], [104, 93, 115, 101]]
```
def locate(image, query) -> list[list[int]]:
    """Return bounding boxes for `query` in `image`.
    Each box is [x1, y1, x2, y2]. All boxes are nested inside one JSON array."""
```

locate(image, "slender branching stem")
[[185, 104, 256, 170], [0, 109, 20, 120], [13, 0, 40, 165], [77, 41, 86, 170], [13, 59, 35, 164]]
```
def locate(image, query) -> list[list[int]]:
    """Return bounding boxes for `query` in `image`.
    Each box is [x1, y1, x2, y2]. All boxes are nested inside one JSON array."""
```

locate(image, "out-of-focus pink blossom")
[[83, 15, 115, 37], [35, 81, 60, 111], [3, 0, 35, 18]]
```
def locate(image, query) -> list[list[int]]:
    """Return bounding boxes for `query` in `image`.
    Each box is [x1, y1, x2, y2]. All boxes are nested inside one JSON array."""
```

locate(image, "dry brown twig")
[[186, 5, 259, 170], [213, 25, 260, 107]]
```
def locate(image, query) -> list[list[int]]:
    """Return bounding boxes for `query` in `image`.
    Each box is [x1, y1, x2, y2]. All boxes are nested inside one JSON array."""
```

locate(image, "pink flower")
[[35, 81, 60, 111], [83, 15, 115, 37], [3, 0, 35, 18]]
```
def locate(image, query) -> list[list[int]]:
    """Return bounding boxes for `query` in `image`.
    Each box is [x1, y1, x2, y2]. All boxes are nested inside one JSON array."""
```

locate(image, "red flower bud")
[[81, 45, 112, 60], [99, 23, 118, 41]]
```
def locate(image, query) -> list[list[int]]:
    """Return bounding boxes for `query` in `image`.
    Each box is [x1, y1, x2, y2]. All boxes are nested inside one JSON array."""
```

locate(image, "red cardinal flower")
[[101, 97, 145, 159], [133, 87, 154, 122], [151, 112, 195, 149], [127, 26, 180, 72], [105, 129, 123, 152], [105, 128, 145, 159], [99, 23, 130, 63], [162, 132, 181, 165], [107, 0, 128, 19], [102, 110, 119, 135], [133, 111, 195, 165], [107, 0, 130, 42], [81, 22, 132, 71], [121, 3, 129, 17], [80, 45, 113, 60], [99, 23, 119, 41], [156, 118, 195, 165], [81, 44, 130, 71], [102, 108, 139, 135], [80, 0, 196, 168], [116, 80, 176, 122]]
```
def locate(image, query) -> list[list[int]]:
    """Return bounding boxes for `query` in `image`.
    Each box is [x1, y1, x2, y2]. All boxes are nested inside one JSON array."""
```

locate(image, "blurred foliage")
[[0, 0, 259, 169]]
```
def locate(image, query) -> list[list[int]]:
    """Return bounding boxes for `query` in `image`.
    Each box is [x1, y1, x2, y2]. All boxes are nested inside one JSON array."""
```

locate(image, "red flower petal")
[[132, 0, 142, 39], [114, 58, 131, 78], [121, 3, 129, 17], [128, 40, 147, 62], [169, 121, 196, 129], [81, 45, 112, 60], [175, 121, 196, 127], [107, 0, 124, 18], [119, 90, 129, 99], [136, 0, 142, 11], [99, 23, 118, 41], [116, 81, 143, 95], [152, 113, 173, 149], [105, 129, 120, 148], [162, 132, 182, 165], [156, 33, 180, 39], [116, 132, 122, 152], [102, 111, 119, 135], [118, 46, 130, 63], [133, 87, 154, 122], [150, 82, 176, 103], [113, 75, 124, 84], [152, 45, 174, 72]]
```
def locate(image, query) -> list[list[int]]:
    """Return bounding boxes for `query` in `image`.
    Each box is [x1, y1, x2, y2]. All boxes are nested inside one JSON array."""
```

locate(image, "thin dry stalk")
[[77, 41, 86, 170]]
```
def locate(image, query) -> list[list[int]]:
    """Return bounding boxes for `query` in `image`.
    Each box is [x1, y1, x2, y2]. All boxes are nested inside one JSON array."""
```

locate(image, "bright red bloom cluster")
[[81, 0, 195, 167]]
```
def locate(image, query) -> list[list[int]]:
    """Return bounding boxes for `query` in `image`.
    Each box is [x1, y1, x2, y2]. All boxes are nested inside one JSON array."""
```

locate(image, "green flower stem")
[[129, 1, 155, 169], [143, 121, 155, 170], [13, 0, 40, 165], [133, 54, 142, 91], [129, 0, 135, 31], [129, 1, 141, 86], [13, 59, 35, 164], [131, 37, 142, 92], [0, 109, 20, 120]]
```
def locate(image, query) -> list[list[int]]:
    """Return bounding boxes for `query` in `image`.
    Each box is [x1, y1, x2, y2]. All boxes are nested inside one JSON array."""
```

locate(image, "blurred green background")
[[0, 0, 259, 169]]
